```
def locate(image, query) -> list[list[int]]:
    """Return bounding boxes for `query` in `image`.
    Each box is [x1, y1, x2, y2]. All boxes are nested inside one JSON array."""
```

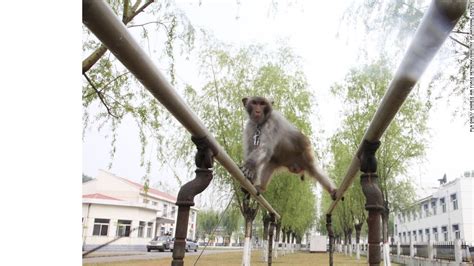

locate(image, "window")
[[450, 194, 458, 210], [93, 218, 109, 236], [146, 222, 153, 238], [403, 232, 406, 243], [160, 225, 166, 236], [398, 233, 402, 242], [433, 227, 438, 241], [419, 229, 423, 242], [143, 198, 149, 204], [452, 224, 460, 240], [407, 212, 411, 222], [431, 200, 437, 215], [440, 197, 446, 213], [441, 226, 448, 241], [138, 221, 145, 238], [163, 204, 168, 217], [116, 220, 132, 237], [413, 210, 417, 220], [152, 201, 158, 206], [398, 213, 402, 222], [425, 228, 430, 242], [413, 230, 417, 242], [395, 224, 398, 235], [171, 206, 176, 217], [408, 231, 411, 242], [423, 203, 429, 217]]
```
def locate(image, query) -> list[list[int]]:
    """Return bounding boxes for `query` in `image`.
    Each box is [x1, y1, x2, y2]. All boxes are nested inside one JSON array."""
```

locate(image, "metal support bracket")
[[172, 136, 217, 266], [359, 140, 384, 266]]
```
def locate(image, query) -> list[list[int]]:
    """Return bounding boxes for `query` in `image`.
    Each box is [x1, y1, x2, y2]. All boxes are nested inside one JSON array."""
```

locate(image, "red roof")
[[115, 175, 177, 202], [83, 193, 122, 201]]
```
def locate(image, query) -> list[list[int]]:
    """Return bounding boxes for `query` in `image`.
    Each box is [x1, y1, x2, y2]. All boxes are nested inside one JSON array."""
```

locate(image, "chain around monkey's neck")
[[253, 124, 262, 146]]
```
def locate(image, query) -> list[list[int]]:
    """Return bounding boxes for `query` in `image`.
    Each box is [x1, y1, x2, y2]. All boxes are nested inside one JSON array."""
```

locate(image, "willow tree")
[[261, 173, 317, 259], [82, 0, 196, 183], [341, 0, 469, 115], [177, 36, 314, 265], [196, 209, 219, 244], [329, 57, 428, 251]]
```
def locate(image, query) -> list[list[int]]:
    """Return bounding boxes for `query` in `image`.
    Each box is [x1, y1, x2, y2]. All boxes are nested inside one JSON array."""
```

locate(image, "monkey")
[[240, 96, 337, 200]]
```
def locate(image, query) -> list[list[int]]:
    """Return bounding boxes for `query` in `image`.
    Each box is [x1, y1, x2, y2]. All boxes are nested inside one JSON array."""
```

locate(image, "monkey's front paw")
[[239, 165, 256, 184], [254, 185, 264, 196], [331, 190, 337, 201]]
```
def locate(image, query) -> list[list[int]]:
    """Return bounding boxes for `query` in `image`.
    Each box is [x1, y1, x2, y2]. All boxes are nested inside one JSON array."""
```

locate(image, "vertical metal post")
[[359, 140, 384, 266], [326, 214, 334, 266], [172, 136, 217, 266], [268, 214, 276, 266]]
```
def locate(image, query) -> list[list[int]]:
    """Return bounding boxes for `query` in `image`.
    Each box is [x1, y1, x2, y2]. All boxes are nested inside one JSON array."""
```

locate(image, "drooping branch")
[[449, 36, 468, 49], [127, 21, 169, 30], [82, 0, 155, 73], [452, 30, 469, 35], [84, 71, 130, 99], [83, 73, 120, 119]]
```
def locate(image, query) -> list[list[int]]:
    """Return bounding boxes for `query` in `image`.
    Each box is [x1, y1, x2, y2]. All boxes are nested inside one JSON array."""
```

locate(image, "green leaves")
[[178, 37, 318, 238], [324, 57, 429, 236], [264, 173, 317, 237], [82, 0, 197, 180]]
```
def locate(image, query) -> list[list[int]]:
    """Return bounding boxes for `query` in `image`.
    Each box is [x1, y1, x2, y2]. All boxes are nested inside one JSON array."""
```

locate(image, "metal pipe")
[[82, 0, 280, 220], [326, 0, 467, 215]]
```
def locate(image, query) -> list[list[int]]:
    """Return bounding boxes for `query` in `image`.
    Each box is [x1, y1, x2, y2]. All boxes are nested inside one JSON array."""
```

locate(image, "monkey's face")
[[242, 96, 273, 124]]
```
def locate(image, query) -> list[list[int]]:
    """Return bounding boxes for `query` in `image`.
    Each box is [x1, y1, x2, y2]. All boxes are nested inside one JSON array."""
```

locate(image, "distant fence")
[[388, 241, 473, 263], [334, 240, 473, 264]]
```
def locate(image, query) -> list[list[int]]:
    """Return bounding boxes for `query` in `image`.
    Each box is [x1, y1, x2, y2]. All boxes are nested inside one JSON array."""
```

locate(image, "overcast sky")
[[83, 0, 473, 207]]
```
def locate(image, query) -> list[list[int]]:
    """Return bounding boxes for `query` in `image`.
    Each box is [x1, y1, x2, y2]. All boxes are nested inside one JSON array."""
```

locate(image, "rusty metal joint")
[[359, 139, 381, 173]]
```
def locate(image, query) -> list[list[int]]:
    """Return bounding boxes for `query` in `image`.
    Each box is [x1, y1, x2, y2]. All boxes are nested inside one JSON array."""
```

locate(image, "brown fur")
[[241, 96, 337, 199]]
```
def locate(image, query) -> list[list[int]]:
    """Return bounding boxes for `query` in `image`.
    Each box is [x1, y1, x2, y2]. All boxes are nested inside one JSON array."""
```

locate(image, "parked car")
[[170, 238, 199, 252], [147, 235, 173, 252]]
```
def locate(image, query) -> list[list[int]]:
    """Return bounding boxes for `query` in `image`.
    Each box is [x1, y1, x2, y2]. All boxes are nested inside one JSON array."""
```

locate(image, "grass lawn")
[[83, 250, 399, 266]]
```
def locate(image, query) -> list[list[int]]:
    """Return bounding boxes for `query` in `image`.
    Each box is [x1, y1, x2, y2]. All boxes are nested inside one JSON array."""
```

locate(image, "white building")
[[394, 171, 473, 244], [82, 170, 198, 251]]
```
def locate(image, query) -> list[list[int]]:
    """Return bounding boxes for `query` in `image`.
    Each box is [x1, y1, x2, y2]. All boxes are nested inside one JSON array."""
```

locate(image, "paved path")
[[83, 248, 242, 264]]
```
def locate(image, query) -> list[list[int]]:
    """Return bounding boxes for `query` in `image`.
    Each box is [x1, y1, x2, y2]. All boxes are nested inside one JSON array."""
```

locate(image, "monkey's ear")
[[242, 97, 248, 107]]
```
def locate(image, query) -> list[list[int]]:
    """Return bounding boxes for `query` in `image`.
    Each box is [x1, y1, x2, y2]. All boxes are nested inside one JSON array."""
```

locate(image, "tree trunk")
[[242, 219, 252, 266], [382, 203, 389, 243], [274, 222, 281, 258], [291, 232, 295, 253], [382, 201, 391, 266], [348, 228, 353, 256], [355, 222, 363, 260], [241, 196, 258, 266], [286, 230, 291, 255], [281, 228, 286, 256], [262, 215, 270, 261], [344, 230, 349, 255]]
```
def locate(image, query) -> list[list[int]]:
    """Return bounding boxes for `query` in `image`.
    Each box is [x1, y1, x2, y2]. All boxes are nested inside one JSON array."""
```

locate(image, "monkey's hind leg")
[[307, 164, 338, 201]]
